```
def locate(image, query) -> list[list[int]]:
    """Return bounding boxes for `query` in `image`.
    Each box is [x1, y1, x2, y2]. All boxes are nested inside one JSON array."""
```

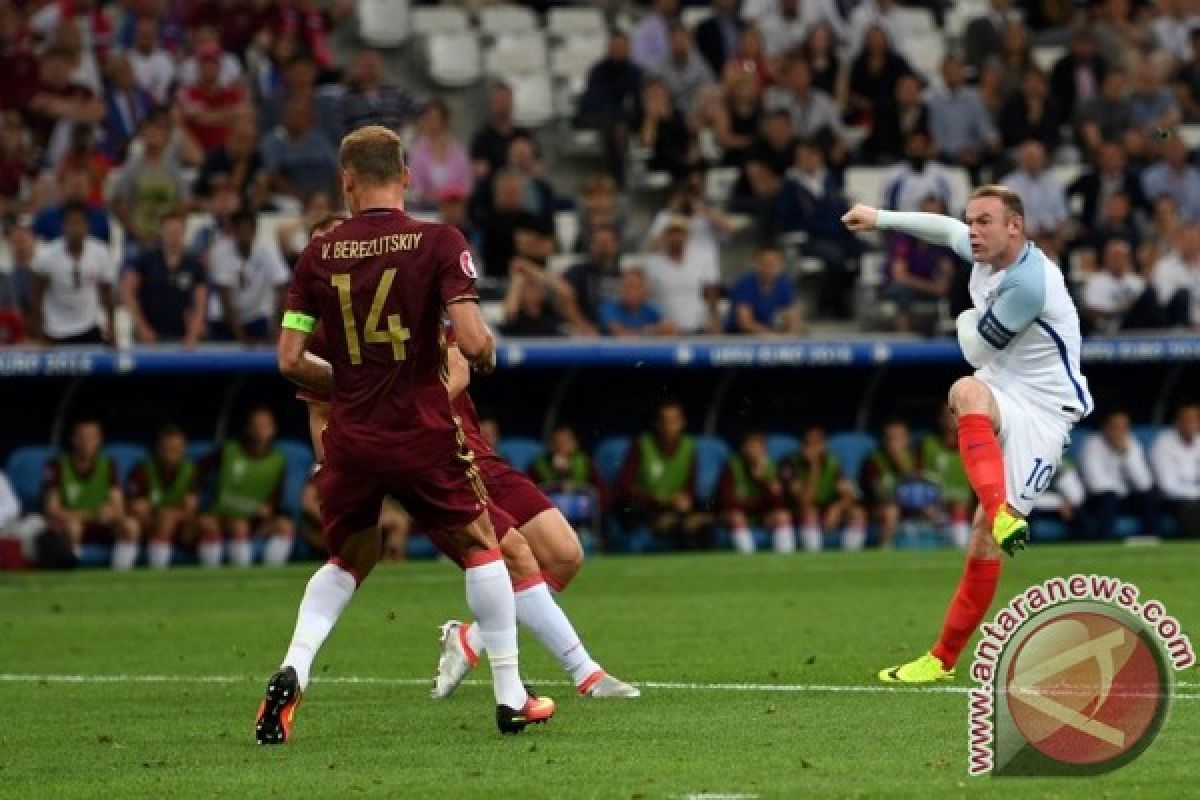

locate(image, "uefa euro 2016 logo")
[[967, 575, 1195, 776]]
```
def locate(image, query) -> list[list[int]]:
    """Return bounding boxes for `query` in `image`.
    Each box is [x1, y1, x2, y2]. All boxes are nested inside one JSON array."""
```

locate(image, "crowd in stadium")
[[0, 0, 1198, 344]]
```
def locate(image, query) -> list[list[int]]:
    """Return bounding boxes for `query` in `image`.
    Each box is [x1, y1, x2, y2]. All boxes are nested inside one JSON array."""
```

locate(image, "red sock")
[[958, 413, 1007, 523], [931, 557, 1002, 669]]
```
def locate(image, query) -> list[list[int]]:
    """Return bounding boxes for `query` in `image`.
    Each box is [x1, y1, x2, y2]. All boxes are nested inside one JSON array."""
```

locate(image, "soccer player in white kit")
[[842, 185, 1093, 683]]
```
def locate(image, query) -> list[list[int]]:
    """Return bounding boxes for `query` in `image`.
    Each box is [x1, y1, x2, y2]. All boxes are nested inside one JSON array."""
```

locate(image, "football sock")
[[931, 557, 1002, 669], [198, 539, 222, 567], [958, 414, 1007, 523], [264, 534, 293, 567], [464, 550, 526, 709], [801, 524, 822, 552], [731, 525, 755, 553], [842, 524, 866, 551], [514, 578, 600, 687], [148, 540, 171, 569], [230, 538, 253, 567], [282, 562, 357, 691], [772, 524, 796, 553], [112, 540, 138, 571]]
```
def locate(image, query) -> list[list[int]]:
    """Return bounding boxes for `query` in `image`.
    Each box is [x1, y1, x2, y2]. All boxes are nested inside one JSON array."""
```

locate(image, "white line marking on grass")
[[1, 674, 1196, 698]]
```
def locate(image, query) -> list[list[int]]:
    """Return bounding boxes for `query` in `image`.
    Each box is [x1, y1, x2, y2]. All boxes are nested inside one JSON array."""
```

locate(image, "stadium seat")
[[275, 439, 314, 518], [844, 166, 890, 206], [1132, 425, 1160, 457], [549, 41, 603, 80], [680, 7, 709, 31], [5, 445, 52, 511], [905, 32, 945, 83], [1032, 45, 1066, 73], [479, 5, 538, 37], [826, 432, 877, 480], [765, 434, 800, 463], [186, 441, 215, 462], [1180, 125, 1200, 149], [554, 210, 580, 253], [694, 435, 731, 504], [427, 31, 482, 88], [704, 167, 740, 207], [357, 0, 410, 47], [546, 7, 605, 39], [592, 436, 631, 489], [105, 443, 149, 482], [506, 72, 556, 127], [497, 437, 543, 472], [411, 6, 469, 37], [1050, 164, 1083, 191], [894, 6, 937, 37], [484, 32, 548, 76]]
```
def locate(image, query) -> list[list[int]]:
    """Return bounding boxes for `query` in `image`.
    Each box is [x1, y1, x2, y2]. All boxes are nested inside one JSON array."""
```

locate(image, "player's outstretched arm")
[[447, 300, 496, 374], [277, 327, 334, 394], [841, 203, 971, 261]]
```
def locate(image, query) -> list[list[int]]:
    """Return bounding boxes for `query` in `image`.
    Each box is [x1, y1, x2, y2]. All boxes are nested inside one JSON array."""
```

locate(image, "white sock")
[[843, 525, 867, 551], [282, 563, 357, 691], [731, 526, 755, 554], [465, 556, 526, 709], [198, 540, 222, 567], [952, 520, 970, 549], [772, 525, 796, 553], [801, 525, 823, 552], [148, 541, 171, 569], [112, 540, 138, 570], [230, 539, 253, 567], [515, 581, 600, 686], [264, 535, 293, 567]]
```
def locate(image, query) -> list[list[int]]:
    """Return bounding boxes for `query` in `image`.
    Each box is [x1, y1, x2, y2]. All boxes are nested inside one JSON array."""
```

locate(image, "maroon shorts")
[[427, 502, 515, 569], [477, 453, 555, 528]]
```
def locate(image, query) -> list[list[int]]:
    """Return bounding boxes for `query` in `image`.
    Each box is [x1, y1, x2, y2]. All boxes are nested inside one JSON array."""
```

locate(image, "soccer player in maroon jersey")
[[258, 126, 552, 743]]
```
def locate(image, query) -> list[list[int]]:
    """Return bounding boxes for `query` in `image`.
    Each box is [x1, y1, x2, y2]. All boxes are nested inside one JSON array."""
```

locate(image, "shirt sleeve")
[[282, 244, 318, 331], [977, 257, 1046, 350], [876, 210, 972, 263], [207, 241, 236, 287], [1124, 440, 1155, 493], [437, 226, 479, 306]]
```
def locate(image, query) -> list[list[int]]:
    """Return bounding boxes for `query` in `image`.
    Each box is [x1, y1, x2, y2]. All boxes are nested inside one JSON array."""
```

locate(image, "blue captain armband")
[[977, 309, 1016, 350]]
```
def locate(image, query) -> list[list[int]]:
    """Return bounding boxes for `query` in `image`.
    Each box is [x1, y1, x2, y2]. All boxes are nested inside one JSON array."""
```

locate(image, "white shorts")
[[989, 382, 1074, 516]]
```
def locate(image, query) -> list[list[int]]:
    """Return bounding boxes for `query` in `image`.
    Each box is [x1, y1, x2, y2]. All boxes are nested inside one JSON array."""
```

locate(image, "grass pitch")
[[1, 544, 1197, 799]]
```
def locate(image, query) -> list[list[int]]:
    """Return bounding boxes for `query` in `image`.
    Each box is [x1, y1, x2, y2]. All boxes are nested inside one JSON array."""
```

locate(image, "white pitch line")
[[0, 674, 1196, 697]]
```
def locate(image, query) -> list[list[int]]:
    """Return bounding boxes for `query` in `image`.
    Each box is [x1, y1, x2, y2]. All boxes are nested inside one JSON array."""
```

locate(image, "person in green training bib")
[[781, 426, 868, 552], [194, 406, 295, 567], [126, 424, 199, 569], [716, 431, 795, 554], [859, 419, 942, 549], [920, 405, 975, 548], [614, 399, 713, 549], [42, 418, 140, 569], [527, 424, 606, 540]]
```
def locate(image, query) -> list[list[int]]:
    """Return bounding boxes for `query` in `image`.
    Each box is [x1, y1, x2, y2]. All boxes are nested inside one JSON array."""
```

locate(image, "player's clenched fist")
[[841, 203, 879, 232]]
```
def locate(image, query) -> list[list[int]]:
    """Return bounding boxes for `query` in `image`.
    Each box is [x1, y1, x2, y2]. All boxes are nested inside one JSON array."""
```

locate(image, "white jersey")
[[32, 237, 116, 339]]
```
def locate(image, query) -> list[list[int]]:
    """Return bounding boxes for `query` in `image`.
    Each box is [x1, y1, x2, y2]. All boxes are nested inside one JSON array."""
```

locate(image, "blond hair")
[[971, 185, 1025, 219], [339, 125, 405, 186]]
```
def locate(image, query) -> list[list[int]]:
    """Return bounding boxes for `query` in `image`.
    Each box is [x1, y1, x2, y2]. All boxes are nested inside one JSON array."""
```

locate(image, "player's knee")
[[272, 516, 295, 537], [501, 532, 541, 584], [119, 517, 141, 542], [948, 376, 990, 416], [229, 518, 251, 540]]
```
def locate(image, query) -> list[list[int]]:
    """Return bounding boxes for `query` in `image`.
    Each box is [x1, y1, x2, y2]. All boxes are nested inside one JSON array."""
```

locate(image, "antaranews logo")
[[966, 574, 1195, 777]]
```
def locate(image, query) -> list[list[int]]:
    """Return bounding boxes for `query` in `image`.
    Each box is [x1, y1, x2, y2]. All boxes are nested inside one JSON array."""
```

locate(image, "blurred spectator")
[[1152, 223, 1200, 328], [30, 0, 111, 56], [470, 81, 532, 181], [0, 5, 41, 116], [1082, 239, 1161, 334], [694, 0, 743, 76], [1142, 135, 1200, 222], [110, 110, 188, 250], [731, 108, 795, 228], [184, 0, 271, 56], [1001, 141, 1070, 243], [781, 426, 866, 552], [1091, 0, 1151, 72], [963, 0, 1010, 77], [765, 56, 846, 148], [0, 114, 30, 215], [195, 406, 294, 567], [565, 224, 624, 331], [718, 431, 795, 554], [1151, 403, 1200, 536], [1173, 29, 1200, 121], [101, 53, 155, 162], [861, 72, 927, 165], [575, 174, 627, 250], [632, 0, 679, 71], [33, 166, 111, 242], [127, 17, 176, 105], [28, 50, 105, 159], [999, 67, 1062, 154], [1128, 57, 1181, 133], [501, 133, 559, 220], [643, 213, 721, 334], [48, 18, 102, 95], [121, 211, 206, 345], [846, 25, 910, 128], [177, 41, 250, 155], [1068, 141, 1147, 230], [527, 424, 605, 541], [474, 169, 554, 278], [758, 0, 807, 60], [883, 195, 955, 334], [599, 266, 676, 337], [1029, 455, 1087, 540], [500, 259, 568, 337], [0, 224, 35, 343], [31, 203, 116, 345], [726, 243, 802, 335], [56, 123, 111, 206], [260, 95, 338, 205], [861, 419, 934, 549], [656, 23, 715, 115], [42, 419, 139, 570], [126, 424, 199, 570], [920, 405, 972, 548], [929, 54, 1000, 181], [635, 77, 698, 180], [178, 27, 244, 89], [714, 68, 762, 170], [801, 23, 843, 99], [193, 116, 268, 211], [575, 30, 642, 185], [615, 399, 713, 550], [1080, 410, 1158, 539], [437, 187, 476, 246], [206, 209, 290, 343], [407, 99, 471, 210], [1150, 0, 1197, 67], [339, 49, 419, 139], [1076, 70, 1133, 159], [881, 129, 960, 213], [1050, 30, 1107, 124], [1076, 190, 1141, 259], [848, 0, 909, 60]]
